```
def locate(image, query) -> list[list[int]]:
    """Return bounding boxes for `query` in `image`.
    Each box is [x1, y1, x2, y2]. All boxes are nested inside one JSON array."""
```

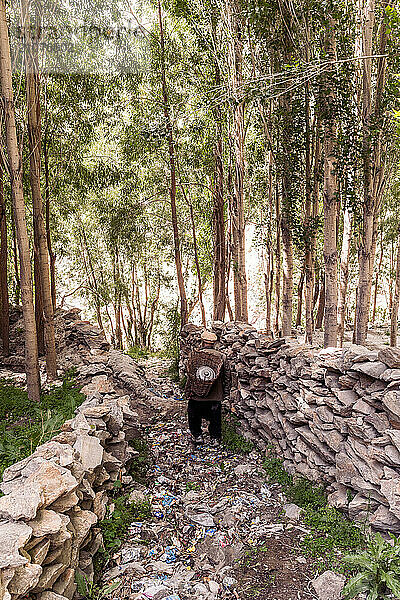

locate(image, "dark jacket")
[[185, 348, 231, 404]]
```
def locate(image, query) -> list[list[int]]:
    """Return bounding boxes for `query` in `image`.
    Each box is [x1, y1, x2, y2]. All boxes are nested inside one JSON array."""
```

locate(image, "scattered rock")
[[283, 503, 302, 520], [311, 570, 346, 600]]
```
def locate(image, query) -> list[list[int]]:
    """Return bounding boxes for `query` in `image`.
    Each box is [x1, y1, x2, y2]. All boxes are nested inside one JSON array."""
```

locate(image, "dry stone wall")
[[0, 310, 153, 600], [181, 322, 400, 534]]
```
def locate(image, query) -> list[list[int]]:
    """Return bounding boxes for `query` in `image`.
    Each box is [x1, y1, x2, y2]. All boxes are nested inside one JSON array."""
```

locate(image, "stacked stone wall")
[[181, 322, 400, 533], [0, 310, 151, 600]]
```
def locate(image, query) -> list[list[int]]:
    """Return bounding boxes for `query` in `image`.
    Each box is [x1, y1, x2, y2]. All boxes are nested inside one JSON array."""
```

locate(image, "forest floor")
[[101, 358, 351, 600]]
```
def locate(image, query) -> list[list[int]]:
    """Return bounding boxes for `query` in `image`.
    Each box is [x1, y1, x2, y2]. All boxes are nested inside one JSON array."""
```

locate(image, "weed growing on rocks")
[[128, 436, 153, 485], [263, 453, 364, 573], [343, 532, 400, 599], [222, 414, 254, 454], [76, 570, 121, 600], [98, 495, 152, 565], [0, 370, 84, 478]]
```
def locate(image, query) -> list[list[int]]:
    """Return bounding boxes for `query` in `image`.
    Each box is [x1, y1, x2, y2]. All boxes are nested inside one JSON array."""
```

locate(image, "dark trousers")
[[188, 399, 222, 439]]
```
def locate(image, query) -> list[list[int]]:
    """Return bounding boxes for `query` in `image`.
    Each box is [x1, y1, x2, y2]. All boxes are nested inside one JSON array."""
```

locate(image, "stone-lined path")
[[105, 359, 318, 600]]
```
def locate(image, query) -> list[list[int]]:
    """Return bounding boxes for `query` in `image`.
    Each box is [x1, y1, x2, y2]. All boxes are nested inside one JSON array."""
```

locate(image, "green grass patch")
[[0, 371, 84, 479], [222, 414, 254, 454], [128, 436, 152, 485], [97, 493, 152, 566], [125, 346, 155, 361], [263, 452, 364, 573]]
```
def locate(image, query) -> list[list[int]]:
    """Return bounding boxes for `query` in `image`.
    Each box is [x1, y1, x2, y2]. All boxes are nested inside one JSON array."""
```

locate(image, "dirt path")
[[104, 358, 318, 600]]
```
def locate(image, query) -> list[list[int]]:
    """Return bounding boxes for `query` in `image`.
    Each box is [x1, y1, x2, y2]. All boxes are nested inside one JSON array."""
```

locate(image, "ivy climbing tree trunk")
[[0, 159, 9, 355], [158, 1, 188, 327], [0, 0, 40, 400], [304, 79, 314, 344], [23, 0, 57, 378]]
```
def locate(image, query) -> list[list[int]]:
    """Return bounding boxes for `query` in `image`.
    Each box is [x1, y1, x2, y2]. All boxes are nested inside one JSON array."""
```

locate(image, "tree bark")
[[157, 2, 188, 327], [0, 159, 9, 355], [43, 128, 56, 309], [274, 187, 281, 335], [212, 76, 226, 322], [337, 208, 352, 346], [296, 267, 305, 328], [354, 0, 389, 345], [0, 0, 40, 400], [23, 0, 57, 378], [34, 249, 45, 355], [315, 272, 325, 330], [227, 0, 248, 322], [304, 83, 314, 344], [372, 229, 384, 324], [113, 250, 123, 350], [280, 89, 294, 337], [322, 17, 338, 348], [281, 215, 293, 337], [180, 184, 206, 327], [11, 206, 20, 303], [391, 229, 400, 347]]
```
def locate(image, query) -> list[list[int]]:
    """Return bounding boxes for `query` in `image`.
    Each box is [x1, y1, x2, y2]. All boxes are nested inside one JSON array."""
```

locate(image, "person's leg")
[[187, 399, 203, 438], [208, 402, 222, 440]]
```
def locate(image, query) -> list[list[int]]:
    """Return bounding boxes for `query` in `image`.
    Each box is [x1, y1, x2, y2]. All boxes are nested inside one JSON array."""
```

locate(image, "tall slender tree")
[[212, 71, 226, 321], [226, 0, 248, 322], [322, 17, 339, 348], [0, 0, 40, 400], [354, 0, 390, 344], [0, 158, 9, 355], [22, 0, 57, 377], [158, 1, 188, 326]]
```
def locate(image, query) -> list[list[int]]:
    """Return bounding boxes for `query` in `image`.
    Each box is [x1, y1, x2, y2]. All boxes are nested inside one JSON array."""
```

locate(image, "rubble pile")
[[181, 322, 400, 534], [0, 310, 158, 600]]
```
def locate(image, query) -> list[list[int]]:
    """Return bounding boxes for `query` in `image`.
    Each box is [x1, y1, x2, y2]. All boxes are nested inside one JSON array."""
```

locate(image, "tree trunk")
[[11, 206, 20, 304], [113, 251, 123, 350], [390, 229, 400, 347], [43, 128, 56, 309], [337, 208, 352, 346], [227, 0, 248, 322], [372, 229, 384, 324], [296, 267, 305, 328], [354, 0, 389, 345], [0, 0, 40, 400], [315, 273, 325, 330], [0, 160, 9, 355], [322, 17, 338, 348], [34, 250, 45, 355], [23, 0, 57, 378], [281, 214, 293, 337], [212, 79, 226, 322], [182, 186, 206, 327], [264, 247, 273, 335], [157, 2, 188, 327], [274, 187, 281, 335], [304, 99, 314, 342]]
